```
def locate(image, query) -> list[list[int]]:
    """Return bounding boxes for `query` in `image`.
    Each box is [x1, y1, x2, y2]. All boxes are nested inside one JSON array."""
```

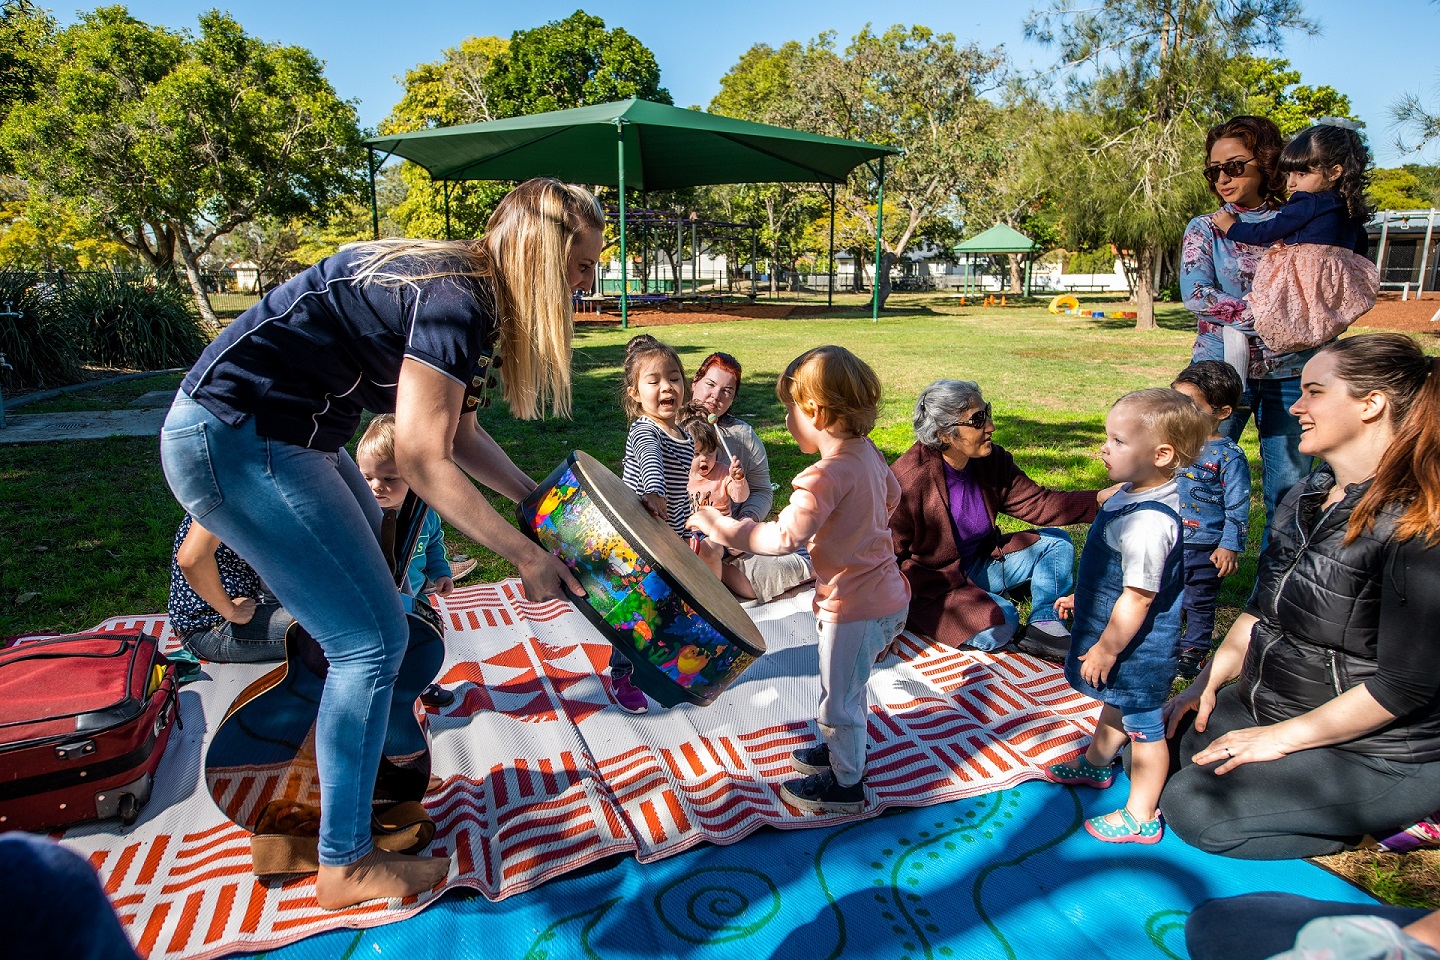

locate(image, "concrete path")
[[0, 407, 168, 443], [0, 389, 175, 444]]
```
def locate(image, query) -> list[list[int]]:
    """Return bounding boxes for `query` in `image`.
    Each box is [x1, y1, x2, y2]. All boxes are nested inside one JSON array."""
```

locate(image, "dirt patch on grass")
[[1355, 294, 1440, 335], [576, 302, 853, 327]]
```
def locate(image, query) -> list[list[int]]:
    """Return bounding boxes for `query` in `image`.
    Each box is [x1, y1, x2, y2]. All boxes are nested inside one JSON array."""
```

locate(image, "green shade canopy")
[[364, 98, 897, 190], [954, 223, 1037, 254]]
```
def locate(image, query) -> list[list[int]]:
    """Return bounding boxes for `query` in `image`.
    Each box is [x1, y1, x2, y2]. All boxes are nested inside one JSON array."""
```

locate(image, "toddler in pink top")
[[689, 345, 910, 816]]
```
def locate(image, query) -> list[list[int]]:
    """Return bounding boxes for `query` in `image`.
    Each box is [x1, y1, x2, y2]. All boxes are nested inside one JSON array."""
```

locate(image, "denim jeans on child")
[[966, 528, 1076, 651], [1181, 544, 1223, 653], [816, 606, 909, 788], [1220, 376, 1310, 551], [161, 395, 407, 867], [182, 600, 293, 663]]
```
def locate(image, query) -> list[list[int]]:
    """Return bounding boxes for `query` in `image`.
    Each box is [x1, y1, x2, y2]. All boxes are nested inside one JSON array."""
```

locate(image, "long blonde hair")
[[349, 178, 604, 420]]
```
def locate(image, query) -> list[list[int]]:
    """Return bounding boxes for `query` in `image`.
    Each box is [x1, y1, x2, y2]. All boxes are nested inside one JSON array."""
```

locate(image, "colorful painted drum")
[[519, 451, 766, 707]]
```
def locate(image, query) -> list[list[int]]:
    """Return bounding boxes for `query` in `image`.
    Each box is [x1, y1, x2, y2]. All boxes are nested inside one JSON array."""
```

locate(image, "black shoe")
[[1176, 648, 1208, 681], [419, 683, 455, 708], [781, 770, 865, 815], [1014, 627, 1070, 663], [792, 742, 831, 775]]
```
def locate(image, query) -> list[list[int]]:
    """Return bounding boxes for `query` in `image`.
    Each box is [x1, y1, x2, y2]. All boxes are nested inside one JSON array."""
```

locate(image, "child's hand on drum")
[[640, 492, 668, 522]]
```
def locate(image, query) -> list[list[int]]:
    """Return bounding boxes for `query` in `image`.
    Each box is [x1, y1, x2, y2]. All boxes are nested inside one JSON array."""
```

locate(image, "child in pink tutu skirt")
[[1211, 120, 1378, 355]]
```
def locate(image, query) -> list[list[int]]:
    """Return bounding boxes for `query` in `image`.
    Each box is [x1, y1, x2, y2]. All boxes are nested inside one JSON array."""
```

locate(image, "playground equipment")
[[1048, 293, 1137, 320]]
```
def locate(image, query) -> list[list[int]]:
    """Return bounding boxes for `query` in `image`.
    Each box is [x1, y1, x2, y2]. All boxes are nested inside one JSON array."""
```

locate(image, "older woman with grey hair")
[[889, 379, 1109, 659]]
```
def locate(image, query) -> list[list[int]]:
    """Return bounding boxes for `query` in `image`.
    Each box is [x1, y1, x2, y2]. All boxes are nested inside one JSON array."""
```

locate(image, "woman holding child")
[[889, 379, 1108, 660], [160, 178, 603, 908], [1161, 333, 1440, 860], [1181, 115, 1314, 536]]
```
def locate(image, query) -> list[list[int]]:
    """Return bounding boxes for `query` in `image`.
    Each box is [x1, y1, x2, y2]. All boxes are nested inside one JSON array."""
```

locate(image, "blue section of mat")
[[239, 778, 1376, 960]]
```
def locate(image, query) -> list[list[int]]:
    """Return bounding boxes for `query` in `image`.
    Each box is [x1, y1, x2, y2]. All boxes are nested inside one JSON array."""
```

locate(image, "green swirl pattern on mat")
[[1145, 909, 1191, 960], [654, 867, 783, 944], [521, 897, 622, 960]]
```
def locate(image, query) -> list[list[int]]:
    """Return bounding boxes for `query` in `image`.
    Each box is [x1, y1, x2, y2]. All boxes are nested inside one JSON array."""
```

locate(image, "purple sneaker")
[[611, 673, 649, 714]]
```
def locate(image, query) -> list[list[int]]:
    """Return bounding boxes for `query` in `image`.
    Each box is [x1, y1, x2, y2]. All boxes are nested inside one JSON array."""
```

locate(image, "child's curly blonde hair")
[[357, 413, 397, 463], [776, 345, 882, 437]]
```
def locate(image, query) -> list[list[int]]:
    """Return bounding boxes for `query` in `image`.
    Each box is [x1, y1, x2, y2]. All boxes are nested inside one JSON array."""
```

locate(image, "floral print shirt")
[[1180, 203, 1319, 380]]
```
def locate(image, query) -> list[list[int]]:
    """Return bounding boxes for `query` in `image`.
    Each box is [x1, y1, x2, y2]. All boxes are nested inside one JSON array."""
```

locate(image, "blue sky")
[[51, 0, 1440, 166]]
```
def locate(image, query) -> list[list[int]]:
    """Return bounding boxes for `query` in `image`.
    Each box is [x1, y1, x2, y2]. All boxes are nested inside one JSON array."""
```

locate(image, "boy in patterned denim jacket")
[[1170, 361, 1253, 679]]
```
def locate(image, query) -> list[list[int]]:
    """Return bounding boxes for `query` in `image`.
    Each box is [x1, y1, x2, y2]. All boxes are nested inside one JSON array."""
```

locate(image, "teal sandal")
[[1047, 755, 1116, 788], [1084, 808, 1163, 844]]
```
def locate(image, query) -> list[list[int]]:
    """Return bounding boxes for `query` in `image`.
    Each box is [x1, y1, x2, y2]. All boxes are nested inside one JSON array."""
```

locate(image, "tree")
[[1229, 56, 1353, 136], [1025, 0, 1316, 330], [1368, 165, 1440, 211], [710, 42, 829, 295], [1, 7, 365, 325], [485, 10, 670, 116], [0, 0, 53, 174], [379, 36, 513, 239], [380, 13, 672, 240]]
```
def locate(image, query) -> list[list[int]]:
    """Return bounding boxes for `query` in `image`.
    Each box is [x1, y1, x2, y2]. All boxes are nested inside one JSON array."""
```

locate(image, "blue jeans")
[[2, 834, 141, 960], [967, 528, 1076, 651], [1219, 376, 1310, 551], [182, 600, 293, 663], [161, 396, 407, 867], [1181, 544, 1222, 653]]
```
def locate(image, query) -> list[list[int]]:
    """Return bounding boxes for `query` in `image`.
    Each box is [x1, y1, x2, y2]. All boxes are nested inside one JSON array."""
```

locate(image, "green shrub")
[[0, 270, 85, 389], [1066, 247, 1119, 275], [63, 273, 207, 370]]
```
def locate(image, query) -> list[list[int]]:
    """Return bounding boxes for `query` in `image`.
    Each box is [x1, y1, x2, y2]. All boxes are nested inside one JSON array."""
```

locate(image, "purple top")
[[944, 460, 993, 568]]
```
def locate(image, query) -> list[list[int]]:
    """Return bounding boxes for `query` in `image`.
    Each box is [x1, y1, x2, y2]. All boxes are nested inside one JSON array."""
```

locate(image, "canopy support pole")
[[366, 147, 395, 241], [828, 183, 836, 309], [873, 156, 886, 323], [614, 118, 629, 329], [443, 182, 452, 240]]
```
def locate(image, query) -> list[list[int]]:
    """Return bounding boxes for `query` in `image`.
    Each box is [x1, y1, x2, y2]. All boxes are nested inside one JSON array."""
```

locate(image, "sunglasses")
[[951, 402, 993, 432], [1202, 157, 1256, 183]]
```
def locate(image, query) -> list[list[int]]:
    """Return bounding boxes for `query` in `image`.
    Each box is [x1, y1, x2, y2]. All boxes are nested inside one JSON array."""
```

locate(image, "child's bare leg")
[[697, 538, 724, 578], [315, 849, 450, 910], [1083, 704, 1128, 767], [1122, 739, 1167, 822], [720, 561, 757, 600]]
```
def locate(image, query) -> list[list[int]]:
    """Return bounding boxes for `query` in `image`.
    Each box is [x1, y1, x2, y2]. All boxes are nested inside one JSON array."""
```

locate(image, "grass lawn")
[[2, 294, 1434, 905]]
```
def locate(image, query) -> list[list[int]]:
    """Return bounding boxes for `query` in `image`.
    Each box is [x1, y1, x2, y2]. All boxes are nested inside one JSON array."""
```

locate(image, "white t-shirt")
[[1100, 480, 1181, 593]]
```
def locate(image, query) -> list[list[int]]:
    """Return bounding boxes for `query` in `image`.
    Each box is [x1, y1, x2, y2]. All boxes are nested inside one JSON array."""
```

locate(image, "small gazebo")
[[954, 223, 1038, 298]]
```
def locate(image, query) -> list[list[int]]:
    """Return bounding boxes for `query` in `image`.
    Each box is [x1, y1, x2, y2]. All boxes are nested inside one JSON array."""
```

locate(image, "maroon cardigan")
[[889, 441, 1099, 647]]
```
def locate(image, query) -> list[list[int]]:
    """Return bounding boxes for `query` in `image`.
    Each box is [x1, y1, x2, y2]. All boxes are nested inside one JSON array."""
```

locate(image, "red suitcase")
[[0, 629, 179, 832]]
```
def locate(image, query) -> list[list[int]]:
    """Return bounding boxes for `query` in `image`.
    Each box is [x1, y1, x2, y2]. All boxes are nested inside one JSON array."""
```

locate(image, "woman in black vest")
[[1160, 332, 1440, 859]]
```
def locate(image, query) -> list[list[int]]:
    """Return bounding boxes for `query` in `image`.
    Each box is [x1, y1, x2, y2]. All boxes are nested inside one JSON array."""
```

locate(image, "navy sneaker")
[[781, 770, 865, 815], [791, 743, 831, 775], [1176, 647, 1208, 681]]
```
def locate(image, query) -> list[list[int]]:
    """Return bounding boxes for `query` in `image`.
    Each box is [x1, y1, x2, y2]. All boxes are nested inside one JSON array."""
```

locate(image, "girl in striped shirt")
[[609, 335, 695, 713]]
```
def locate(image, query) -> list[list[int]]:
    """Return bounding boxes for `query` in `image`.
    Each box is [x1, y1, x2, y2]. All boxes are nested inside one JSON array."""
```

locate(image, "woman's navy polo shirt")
[[182, 245, 496, 452]]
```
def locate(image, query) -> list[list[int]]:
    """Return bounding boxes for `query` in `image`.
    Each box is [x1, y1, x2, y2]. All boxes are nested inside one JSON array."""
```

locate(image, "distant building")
[[1366, 209, 1440, 296]]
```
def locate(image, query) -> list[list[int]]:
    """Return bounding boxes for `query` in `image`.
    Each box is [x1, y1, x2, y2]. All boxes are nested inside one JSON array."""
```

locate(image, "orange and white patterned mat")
[[51, 580, 1099, 960]]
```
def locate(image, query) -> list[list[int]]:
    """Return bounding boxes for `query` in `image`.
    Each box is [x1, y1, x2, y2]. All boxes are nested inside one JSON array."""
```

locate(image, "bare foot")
[[314, 848, 450, 910]]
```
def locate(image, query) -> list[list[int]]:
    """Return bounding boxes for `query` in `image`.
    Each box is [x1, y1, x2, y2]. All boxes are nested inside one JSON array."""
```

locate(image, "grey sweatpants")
[[817, 606, 908, 787]]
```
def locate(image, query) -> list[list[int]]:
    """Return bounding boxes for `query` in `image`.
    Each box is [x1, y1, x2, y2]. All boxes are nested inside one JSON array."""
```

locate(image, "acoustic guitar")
[[203, 491, 447, 876]]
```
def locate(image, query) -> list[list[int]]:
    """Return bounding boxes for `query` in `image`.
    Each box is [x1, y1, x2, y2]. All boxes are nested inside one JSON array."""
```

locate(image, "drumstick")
[[707, 413, 736, 464]]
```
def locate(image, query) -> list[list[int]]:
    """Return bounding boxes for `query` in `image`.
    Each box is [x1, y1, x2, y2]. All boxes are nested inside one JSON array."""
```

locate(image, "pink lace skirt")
[[1248, 243, 1379, 354]]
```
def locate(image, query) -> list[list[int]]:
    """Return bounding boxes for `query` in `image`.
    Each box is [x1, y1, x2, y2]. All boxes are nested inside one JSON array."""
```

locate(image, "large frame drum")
[[519, 451, 766, 707]]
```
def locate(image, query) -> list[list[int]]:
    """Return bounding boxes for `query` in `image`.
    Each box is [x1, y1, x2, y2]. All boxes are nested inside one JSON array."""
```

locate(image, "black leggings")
[[1160, 685, 1440, 859]]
